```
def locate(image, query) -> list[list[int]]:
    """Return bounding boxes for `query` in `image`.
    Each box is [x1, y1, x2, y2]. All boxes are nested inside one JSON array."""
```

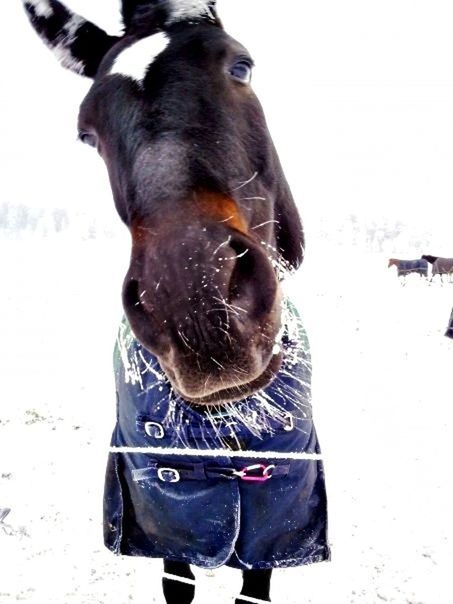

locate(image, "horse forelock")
[[124, 0, 220, 36], [165, 0, 217, 25]]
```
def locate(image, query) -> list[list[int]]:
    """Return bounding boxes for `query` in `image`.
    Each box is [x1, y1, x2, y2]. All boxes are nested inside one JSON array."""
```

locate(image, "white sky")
[[2, 1, 453, 241]]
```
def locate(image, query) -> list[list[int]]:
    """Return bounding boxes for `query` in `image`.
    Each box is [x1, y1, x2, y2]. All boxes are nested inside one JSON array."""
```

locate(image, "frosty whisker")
[[232, 171, 258, 191], [221, 249, 249, 261], [211, 236, 232, 258], [177, 329, 199, 356], [239, 196, 267, 201], [251, 220, 278, 230], [210, 356, 225, 370]]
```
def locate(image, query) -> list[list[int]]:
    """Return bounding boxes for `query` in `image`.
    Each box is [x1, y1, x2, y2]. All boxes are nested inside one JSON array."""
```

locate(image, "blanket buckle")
[[157, 468, 181, 483], [233, 464, 275, 482], [283, 412, 295, 432], [145, 422, 165, 439]]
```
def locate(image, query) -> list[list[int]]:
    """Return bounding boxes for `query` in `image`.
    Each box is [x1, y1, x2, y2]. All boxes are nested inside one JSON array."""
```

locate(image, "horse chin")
[[164, 351, 284, 407]]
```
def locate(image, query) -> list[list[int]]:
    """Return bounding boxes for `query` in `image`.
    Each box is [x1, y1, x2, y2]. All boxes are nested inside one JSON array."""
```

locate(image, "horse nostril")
[[228, 239, 277, 320], [122, 276, 170, 355], [228, 243, 253, 300], [123, 277, 157, 313], [123, 278, 142, 310]]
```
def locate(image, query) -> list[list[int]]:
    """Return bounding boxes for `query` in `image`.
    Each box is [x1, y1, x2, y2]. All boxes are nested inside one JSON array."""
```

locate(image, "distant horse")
[[422, 255, 453, 283], [21, 1, 329, 603], [388, 258, 429, 280]]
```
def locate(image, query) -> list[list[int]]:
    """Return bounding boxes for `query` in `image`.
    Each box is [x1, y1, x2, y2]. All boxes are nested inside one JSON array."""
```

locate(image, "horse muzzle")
[[122, 219, 283, 405]]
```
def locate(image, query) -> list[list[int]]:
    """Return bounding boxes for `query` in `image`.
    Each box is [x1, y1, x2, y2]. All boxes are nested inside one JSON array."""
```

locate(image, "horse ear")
[[164, 0, 219, 26], [274, 178, 305, 272], [122, 0, 221, 34], [22, 0, 121, 78]]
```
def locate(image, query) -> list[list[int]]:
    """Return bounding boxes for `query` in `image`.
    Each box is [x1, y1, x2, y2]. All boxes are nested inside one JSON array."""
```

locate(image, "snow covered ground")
[[0, 237, 452, 604]]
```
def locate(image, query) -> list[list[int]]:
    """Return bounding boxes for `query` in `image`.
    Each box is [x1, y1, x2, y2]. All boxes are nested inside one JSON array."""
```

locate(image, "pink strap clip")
[[233, 464, 275, 482]]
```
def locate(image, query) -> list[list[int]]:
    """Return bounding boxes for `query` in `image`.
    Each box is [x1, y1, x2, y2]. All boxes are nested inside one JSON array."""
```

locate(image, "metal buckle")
[[283, 413, 295, 432], [144, 421, 165, 439], [233, 464, 275, 482], [157, 468, 181, 483]]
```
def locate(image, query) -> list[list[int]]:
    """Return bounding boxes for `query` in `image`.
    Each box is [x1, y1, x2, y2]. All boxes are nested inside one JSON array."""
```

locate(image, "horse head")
[[421, 255, 439, 264], [22, 0, 304, 405]]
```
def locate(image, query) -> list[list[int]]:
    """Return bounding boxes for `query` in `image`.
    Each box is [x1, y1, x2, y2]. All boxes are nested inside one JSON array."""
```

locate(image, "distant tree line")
[[0, 202, 446, 253], [0, 202, 116, 239], [317, 213, 442, 254]]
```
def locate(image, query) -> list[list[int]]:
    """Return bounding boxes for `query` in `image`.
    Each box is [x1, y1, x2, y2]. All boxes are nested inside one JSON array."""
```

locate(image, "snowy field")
[[0, 237, 452, 604]]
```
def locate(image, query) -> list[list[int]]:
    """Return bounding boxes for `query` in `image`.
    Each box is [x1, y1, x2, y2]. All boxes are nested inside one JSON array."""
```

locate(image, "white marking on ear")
[[110, 32, 170, 84], [53, 45, 85, 75], [25, 0, 53, 19], [166, 0, 216, 24], [52, 14, 86, 75], [64, 14, 85, 38]]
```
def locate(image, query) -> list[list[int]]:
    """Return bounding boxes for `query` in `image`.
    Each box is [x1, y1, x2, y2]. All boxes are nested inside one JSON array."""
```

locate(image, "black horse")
[[21, 1, 324, 602], [422, 255, 453, 283]]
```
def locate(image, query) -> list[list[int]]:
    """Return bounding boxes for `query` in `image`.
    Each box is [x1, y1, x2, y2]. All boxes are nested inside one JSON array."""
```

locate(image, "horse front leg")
[[236, 568, 273, 603], [162, 560, 195, 604]]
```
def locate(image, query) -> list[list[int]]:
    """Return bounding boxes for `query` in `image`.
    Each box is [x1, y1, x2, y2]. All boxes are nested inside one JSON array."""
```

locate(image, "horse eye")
[[229, 60, 253, 84], [78, 130, 98, 148]]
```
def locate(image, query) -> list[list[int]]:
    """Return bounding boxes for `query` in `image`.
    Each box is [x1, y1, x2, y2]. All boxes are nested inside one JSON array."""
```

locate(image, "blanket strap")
[[132, 461, 291, 483]]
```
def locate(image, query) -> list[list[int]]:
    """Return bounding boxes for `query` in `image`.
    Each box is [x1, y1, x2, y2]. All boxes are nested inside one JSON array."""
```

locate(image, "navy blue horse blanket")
[[396, 259, 429, 277], [104, 301, 330, 570]]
